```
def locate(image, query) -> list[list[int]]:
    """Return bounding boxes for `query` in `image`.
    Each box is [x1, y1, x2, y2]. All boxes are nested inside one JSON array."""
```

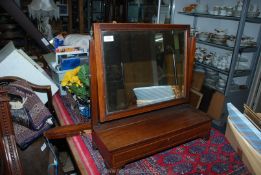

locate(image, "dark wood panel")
[[94, 105, 210, 151], [92, 105, 211, 169], [0, 89, 24, 175], [112, 123, 210, 167]]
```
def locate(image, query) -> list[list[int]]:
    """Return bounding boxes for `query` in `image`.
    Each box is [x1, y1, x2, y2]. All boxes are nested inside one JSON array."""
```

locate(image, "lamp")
[[28, 0, 59, 40]]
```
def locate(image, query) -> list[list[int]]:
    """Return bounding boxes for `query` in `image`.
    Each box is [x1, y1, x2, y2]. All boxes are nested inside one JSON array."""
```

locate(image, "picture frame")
[[58, 4, 68, 16], [189, 89, 203, 109], [244, 104, 261, 131]]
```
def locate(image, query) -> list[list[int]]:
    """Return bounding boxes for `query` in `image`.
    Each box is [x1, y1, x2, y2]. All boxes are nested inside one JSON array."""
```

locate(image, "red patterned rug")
[[60, 95, 250, 174], [81, 128, 249, 175]]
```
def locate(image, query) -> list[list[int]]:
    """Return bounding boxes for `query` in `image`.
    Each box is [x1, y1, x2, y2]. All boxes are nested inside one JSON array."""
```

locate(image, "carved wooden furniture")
[[0, 76, 53, 175], [0, 88, 23, 174], [90, 23, 211, 172]]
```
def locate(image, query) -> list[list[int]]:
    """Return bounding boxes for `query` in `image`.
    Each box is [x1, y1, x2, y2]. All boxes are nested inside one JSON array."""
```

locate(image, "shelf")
[[233, 70, 252, 77], [178, 11, 261, 24], [195, 62, 251, 77], [195, 62, 228, 75], [204, 83, 248, 94], [196, 39, 257, 53], [229, 86, 249, 93], [204, 83, 225, 94]]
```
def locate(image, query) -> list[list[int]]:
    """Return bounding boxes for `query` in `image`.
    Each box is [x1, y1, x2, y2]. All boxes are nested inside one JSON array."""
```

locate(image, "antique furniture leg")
[[0, 88, 24, 175], [0, 76, 58, 174]]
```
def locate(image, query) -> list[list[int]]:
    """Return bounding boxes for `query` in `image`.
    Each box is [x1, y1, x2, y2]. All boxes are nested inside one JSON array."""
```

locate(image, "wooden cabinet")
[[90, 23, 211, 172]]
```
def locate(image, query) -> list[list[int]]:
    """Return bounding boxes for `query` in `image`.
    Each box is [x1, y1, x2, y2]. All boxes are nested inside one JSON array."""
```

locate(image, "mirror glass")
[[101, 30, 186, 113]]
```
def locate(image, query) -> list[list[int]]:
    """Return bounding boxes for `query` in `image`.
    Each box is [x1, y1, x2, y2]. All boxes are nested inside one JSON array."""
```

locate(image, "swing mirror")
[[92, 23, 190, 122]]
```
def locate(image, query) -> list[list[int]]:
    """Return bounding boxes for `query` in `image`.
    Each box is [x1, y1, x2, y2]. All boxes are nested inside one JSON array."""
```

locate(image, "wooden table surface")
[[52, 93, 99, 175]]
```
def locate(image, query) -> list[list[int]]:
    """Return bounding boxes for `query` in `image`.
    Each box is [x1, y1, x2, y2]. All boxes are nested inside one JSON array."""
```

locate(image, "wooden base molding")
[[92, 104, 211, 170]]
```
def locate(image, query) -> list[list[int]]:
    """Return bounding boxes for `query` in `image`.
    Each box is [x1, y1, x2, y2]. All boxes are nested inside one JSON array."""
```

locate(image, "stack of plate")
[[205, 70, 218, 86], [216, 78, 226, 92]]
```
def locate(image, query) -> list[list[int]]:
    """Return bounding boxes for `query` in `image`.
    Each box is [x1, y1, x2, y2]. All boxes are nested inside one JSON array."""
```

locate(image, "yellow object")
[[61, 66, 81, 87]]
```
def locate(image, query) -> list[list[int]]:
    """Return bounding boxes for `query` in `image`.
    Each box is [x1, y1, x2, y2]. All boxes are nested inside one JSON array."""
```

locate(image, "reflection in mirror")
[[102, 30, 186, 113]]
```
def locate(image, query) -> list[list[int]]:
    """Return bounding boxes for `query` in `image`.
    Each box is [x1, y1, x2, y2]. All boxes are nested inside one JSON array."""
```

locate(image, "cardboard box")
[[192, 71, 205, 91], [207, 91, 225, 120]]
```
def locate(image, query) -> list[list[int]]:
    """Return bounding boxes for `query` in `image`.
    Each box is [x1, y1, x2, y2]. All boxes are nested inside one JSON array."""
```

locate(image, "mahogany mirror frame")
[[92, 23, 192, 123]]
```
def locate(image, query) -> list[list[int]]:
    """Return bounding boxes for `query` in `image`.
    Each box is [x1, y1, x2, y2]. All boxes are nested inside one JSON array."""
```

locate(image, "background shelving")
[[195, 61, 251, 77], [177, 0, 261, 116], [178, 11, 261, 23], [196, 39, 257, 52]]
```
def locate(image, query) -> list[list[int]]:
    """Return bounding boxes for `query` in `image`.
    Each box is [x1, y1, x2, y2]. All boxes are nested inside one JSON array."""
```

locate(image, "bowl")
[[235, 62, 249, 70], [218, 79, 226, 87], [206, 69, 217, 75], [233, 10, 241, 17], [204, 59, 212, 65], [205, 78, 216, 86], [209, 10, 218, 15], [194, 67, 205, 73], [216, 86, 225, 92], [195, 4, 208, 13], [212, 33, 227, 39], [247, 11, 260, 18], [226, 39, 235, 47], [162, 0, 170, 5], [238, 56, 248, 62], [240, 40, 256, 47], [211, 37, 226, 45], [198, 32, 209, 41]]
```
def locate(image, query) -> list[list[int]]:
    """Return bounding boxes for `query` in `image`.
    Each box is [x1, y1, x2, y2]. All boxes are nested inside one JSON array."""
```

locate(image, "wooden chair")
[[0, 76, 54, 175], [0, 76, 91, 174]]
